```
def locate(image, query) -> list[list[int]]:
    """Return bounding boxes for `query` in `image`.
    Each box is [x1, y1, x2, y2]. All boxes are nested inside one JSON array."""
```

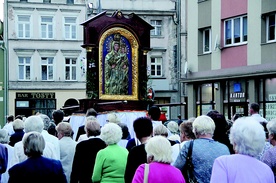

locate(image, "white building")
[[7, 0, 87, 117]]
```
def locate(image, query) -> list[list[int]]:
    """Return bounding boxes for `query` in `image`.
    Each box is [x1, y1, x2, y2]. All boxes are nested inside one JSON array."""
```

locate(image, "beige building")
[[7, 0, 87, 117]]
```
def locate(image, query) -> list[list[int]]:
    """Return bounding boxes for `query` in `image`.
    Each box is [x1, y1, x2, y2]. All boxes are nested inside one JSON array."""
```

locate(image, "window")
[[18, 15, 30, 38], [18, 57, 31, 80], [150, 20, 162, 36], [41, 57, 54, 80], [67, 0, 74, 4], [203, 28, 211, 53], [41, 16, 53, 39], [267, 14, 276, 42], [65, 58, 77, 80], [43, 0, 51, 3], [150, 57, 162, 77], [64, 17, 76, 39], [224, 16, 247, 46]]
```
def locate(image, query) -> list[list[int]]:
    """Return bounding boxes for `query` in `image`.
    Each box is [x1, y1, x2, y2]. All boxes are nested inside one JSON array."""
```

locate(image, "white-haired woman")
[[8, 132, 66, 183], [92, 123, 128, 183], [167, 121, 180, 142], [211, 117, 274, 182], [174, 115, 230, 183], [262, 119, 276, 181], [0, 129, 13, 183], [132, 136, 185, 183], [9, 119, 24, 147]]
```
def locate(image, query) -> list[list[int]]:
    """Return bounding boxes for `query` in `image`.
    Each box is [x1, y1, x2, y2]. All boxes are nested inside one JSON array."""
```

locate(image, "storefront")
[[15, 92, 56, 118], [188, 75, 276, 120]]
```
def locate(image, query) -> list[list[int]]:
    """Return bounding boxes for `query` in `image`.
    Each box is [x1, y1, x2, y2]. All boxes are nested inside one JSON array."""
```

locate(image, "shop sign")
[[16, 92, 55, 99]]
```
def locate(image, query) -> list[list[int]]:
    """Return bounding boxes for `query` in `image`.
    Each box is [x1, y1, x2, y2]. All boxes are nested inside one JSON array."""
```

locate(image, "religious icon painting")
[[99, 27, 139, 100]]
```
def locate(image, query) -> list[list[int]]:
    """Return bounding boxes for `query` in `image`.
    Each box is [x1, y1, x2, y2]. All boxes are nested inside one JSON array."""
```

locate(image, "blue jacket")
[[8, 156, 67, 183]]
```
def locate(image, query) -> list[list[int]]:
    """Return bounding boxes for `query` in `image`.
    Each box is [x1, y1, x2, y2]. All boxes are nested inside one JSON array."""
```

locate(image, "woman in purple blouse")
[[211, 117, 274, 183], [132, 136, 185, 183]]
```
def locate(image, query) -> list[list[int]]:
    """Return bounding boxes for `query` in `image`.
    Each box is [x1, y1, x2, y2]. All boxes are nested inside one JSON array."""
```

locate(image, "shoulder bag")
[[143, 163, 149, 183], [183, 140, 197, 183]]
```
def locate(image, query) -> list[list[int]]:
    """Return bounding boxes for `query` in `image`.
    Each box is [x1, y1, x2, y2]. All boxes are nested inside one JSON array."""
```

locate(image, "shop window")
[[259, 78, 276, 121], [196, 83, 216, 116]]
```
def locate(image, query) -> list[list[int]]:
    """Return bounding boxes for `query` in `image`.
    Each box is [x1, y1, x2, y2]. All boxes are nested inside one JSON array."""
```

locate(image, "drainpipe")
[[176, 0, 181, 116], [4, 0, 9, 122]]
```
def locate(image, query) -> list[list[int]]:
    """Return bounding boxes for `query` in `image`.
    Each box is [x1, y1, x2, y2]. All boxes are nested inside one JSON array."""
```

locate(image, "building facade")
[[6, 0, 87, 118], [184, 0, 276, 120], [87, 0, 186, 119]]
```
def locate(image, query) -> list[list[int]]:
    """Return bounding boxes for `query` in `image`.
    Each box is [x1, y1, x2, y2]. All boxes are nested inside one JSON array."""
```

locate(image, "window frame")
[[18, 57, 31, 81], [17, 15, 31, 38], [150, 57, 163, 77], [203, 28, 212, 54], [150, 20, 162, 36], [266, 13, 276, 43], [41, 57, 54, 81], [224, 15, 247, 47], [65, 58, 77, 81], [40, 16, 54, 39], [64, 17, 77, 40]]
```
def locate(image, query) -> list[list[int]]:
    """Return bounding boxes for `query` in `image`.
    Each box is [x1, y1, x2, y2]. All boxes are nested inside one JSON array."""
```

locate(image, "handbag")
[[143, 163, 149, 183], [182, 140, 197, 183]]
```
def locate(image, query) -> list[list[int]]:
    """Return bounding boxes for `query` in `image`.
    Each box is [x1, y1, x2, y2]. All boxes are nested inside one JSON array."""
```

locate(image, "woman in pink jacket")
[[132, 136, 185, 183]]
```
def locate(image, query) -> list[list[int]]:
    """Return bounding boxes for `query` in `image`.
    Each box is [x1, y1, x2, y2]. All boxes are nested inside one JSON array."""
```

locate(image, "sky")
[[0, 0, 3, 22]]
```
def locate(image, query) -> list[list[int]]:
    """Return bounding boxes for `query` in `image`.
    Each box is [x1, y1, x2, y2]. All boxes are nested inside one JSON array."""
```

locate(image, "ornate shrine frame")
[[99, 27, 139, 100]]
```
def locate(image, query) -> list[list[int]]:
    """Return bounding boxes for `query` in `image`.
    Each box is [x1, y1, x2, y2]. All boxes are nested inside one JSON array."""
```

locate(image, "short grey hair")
[[23, 131, 45, 157], [100, 123, 122, 145], [107, 113, 120, 124], [12, 119, 24, 130], [153, 125, 168, 137], [266, 119, 276, 136], [85, 118, 101, 137], [193, 115, 215, 136], [39, 114, 51, 130], [0, 129, 9, 144], [145, 136, 172, 163], [24, 116, 44, 133], [167, 121, 179, 134], [56, 122, 73, 137], [229, 117, 265, 157]]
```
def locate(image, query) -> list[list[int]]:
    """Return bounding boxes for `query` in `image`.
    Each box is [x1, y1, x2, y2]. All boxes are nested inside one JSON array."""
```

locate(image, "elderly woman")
[[56, 122, 76, 183], [171, 121, 196, 165], [8, 131, 66, 183], [260, 119, 276, 181], [154, 124, 177, 146], [9, 119, 25, 147], [132, 136, 185, 183], [0, 129, 13, 183], [211, 117, 274, 182], [92, 123, 128, 183], [71, 118, 106, 183], [167, 121, 180, 142], [174, 115, 230, 183]]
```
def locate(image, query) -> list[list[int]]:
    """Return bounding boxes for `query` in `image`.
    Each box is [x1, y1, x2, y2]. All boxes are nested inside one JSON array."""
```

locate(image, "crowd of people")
[[0, 102, 275, 183]]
